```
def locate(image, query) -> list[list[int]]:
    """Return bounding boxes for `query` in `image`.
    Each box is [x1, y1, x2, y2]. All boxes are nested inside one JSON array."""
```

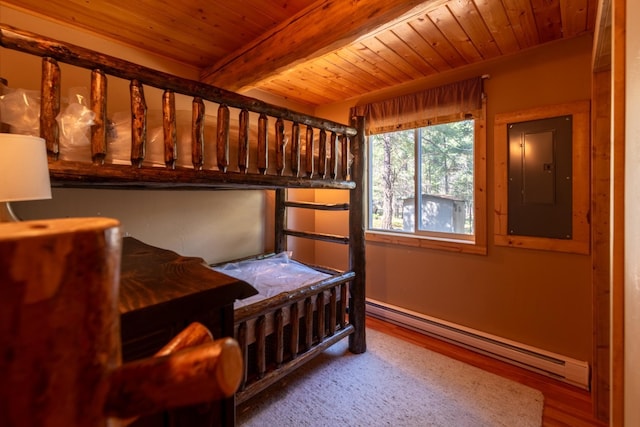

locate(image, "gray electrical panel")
[[507, 115, 573, 239]]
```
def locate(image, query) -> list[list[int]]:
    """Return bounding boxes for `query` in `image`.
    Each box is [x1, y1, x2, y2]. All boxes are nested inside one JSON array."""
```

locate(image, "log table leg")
[[0, 218, 124, 427]]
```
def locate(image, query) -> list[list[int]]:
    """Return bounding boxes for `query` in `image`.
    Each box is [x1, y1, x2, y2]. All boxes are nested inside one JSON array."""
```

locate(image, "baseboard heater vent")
[[366, 299, 590, 390]]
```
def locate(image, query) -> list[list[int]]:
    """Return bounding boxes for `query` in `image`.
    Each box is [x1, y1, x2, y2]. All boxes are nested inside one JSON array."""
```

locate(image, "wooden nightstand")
[[118, 237, 257, 427]]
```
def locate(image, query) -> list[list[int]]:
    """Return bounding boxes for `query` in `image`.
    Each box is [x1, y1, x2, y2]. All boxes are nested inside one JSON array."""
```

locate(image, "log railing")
[[233, 273, 353, 404], [0, 24, 359, 189]]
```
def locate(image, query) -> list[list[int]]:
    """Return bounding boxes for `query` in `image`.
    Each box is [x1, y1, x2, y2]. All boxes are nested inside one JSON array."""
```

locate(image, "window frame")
[[365, 98, 487, 255]]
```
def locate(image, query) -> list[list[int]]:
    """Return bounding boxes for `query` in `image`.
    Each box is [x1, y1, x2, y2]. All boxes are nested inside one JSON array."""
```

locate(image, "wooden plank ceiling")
[[3, 0, 598, 107]]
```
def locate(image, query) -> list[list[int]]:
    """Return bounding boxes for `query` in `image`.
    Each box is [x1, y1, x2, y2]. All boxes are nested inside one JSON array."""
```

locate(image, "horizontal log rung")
[[283, 229, 349, 244], [284, 201, 349, 211]]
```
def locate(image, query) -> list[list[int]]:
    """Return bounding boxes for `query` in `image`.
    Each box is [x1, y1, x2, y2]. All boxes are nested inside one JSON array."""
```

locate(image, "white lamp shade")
[[0, 133, 52, 202]]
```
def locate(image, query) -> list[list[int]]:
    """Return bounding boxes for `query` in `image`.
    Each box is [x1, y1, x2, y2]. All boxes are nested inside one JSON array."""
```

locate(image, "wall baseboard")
[[366, 299, 590, 390]]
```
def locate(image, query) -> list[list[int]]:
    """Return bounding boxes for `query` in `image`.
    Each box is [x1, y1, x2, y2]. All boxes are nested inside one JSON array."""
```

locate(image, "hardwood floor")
[[366, 316, 609, 427]]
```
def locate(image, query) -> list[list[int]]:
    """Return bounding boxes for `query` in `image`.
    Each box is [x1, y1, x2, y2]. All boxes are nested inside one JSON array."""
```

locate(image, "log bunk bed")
[[0, 24, 366, 426]]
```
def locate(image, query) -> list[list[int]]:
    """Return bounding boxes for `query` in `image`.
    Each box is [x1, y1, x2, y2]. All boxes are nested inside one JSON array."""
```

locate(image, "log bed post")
[[305, 126, 314, 178], [90, 69, 107, 165], [318, 129, 327, 179], [340, 134, 349, 180], [274, 188, 287, 254], [257, 113, 268, 174], [304, 297, 313, 350], [274, 308, 285, 367], [329, 287, 337, 336], [275, 118, 286, 176], [191, 97, 205, 170], [290, 303, 300, 358], [316, 292, 326, 340], [329, 132, 338, 179], [349, 115, 366, 354], [217, 104, 230, 172], [238, 109, 249, 173], [130, 79, 147, 168], [40, 57, 60, 159], [162, 90, 178, 169], [290, 122, 301, 177]]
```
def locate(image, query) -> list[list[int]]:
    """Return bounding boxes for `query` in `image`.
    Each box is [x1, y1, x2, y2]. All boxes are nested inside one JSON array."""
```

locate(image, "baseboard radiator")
[[366, 299, 590, 390]]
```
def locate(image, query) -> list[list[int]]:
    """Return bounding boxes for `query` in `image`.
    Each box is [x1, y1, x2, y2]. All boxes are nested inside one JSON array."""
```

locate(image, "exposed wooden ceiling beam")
[[200, 0, 448, 91]]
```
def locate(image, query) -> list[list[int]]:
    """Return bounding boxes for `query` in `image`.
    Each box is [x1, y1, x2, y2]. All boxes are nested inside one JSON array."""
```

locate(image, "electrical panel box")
[[507, 115, 573, 239]]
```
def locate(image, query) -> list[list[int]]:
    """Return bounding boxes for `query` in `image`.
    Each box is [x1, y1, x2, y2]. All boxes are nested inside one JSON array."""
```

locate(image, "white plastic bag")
[[56, 87, 95, 161], [0, 84, 41, 136]]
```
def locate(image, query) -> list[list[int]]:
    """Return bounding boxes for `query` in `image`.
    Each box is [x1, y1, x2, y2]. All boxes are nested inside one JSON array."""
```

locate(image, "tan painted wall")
[[315, 34, 594, 362]]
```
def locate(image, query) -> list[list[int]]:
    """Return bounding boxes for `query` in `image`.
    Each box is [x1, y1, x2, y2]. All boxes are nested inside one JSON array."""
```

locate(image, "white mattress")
[[211, 252, 331, 308]]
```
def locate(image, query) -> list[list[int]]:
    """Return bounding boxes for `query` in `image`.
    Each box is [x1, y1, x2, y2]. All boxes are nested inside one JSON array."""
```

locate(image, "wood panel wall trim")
[[493, 100, 591, 255], [591, 70, 611, 423], [610, 0, 626, 424]]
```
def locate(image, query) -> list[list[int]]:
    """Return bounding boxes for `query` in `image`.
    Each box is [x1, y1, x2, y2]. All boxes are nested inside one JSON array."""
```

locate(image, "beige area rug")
[[237, 328, 544, 427]]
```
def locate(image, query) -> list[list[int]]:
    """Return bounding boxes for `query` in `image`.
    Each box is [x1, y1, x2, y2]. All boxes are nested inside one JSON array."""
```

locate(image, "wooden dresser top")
[[119, 237, 257, 316]]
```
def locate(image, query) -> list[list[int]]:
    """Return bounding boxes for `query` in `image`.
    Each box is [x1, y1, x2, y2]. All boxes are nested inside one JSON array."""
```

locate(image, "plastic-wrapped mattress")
[[211, 252, 330, 308]]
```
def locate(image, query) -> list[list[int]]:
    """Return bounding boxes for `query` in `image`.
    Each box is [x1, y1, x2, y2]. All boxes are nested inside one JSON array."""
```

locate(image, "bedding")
[[211, 252, 331, 308]]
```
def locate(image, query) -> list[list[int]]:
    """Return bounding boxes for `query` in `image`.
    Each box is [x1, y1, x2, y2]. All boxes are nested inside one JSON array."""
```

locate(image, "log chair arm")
[[106, 322, 243, 422]]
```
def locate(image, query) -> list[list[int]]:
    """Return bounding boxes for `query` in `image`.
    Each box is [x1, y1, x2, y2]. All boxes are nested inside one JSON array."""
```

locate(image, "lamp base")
[[0, 202, 21, 222]]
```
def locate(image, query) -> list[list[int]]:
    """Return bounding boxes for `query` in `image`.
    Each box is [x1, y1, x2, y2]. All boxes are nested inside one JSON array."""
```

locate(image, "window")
[[369, 119, 475, 238], [351, 77, 487, 254]]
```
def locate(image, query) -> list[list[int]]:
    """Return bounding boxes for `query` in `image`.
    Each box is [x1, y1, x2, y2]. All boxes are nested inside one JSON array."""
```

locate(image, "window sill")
[[365, 231, 487, 255]]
